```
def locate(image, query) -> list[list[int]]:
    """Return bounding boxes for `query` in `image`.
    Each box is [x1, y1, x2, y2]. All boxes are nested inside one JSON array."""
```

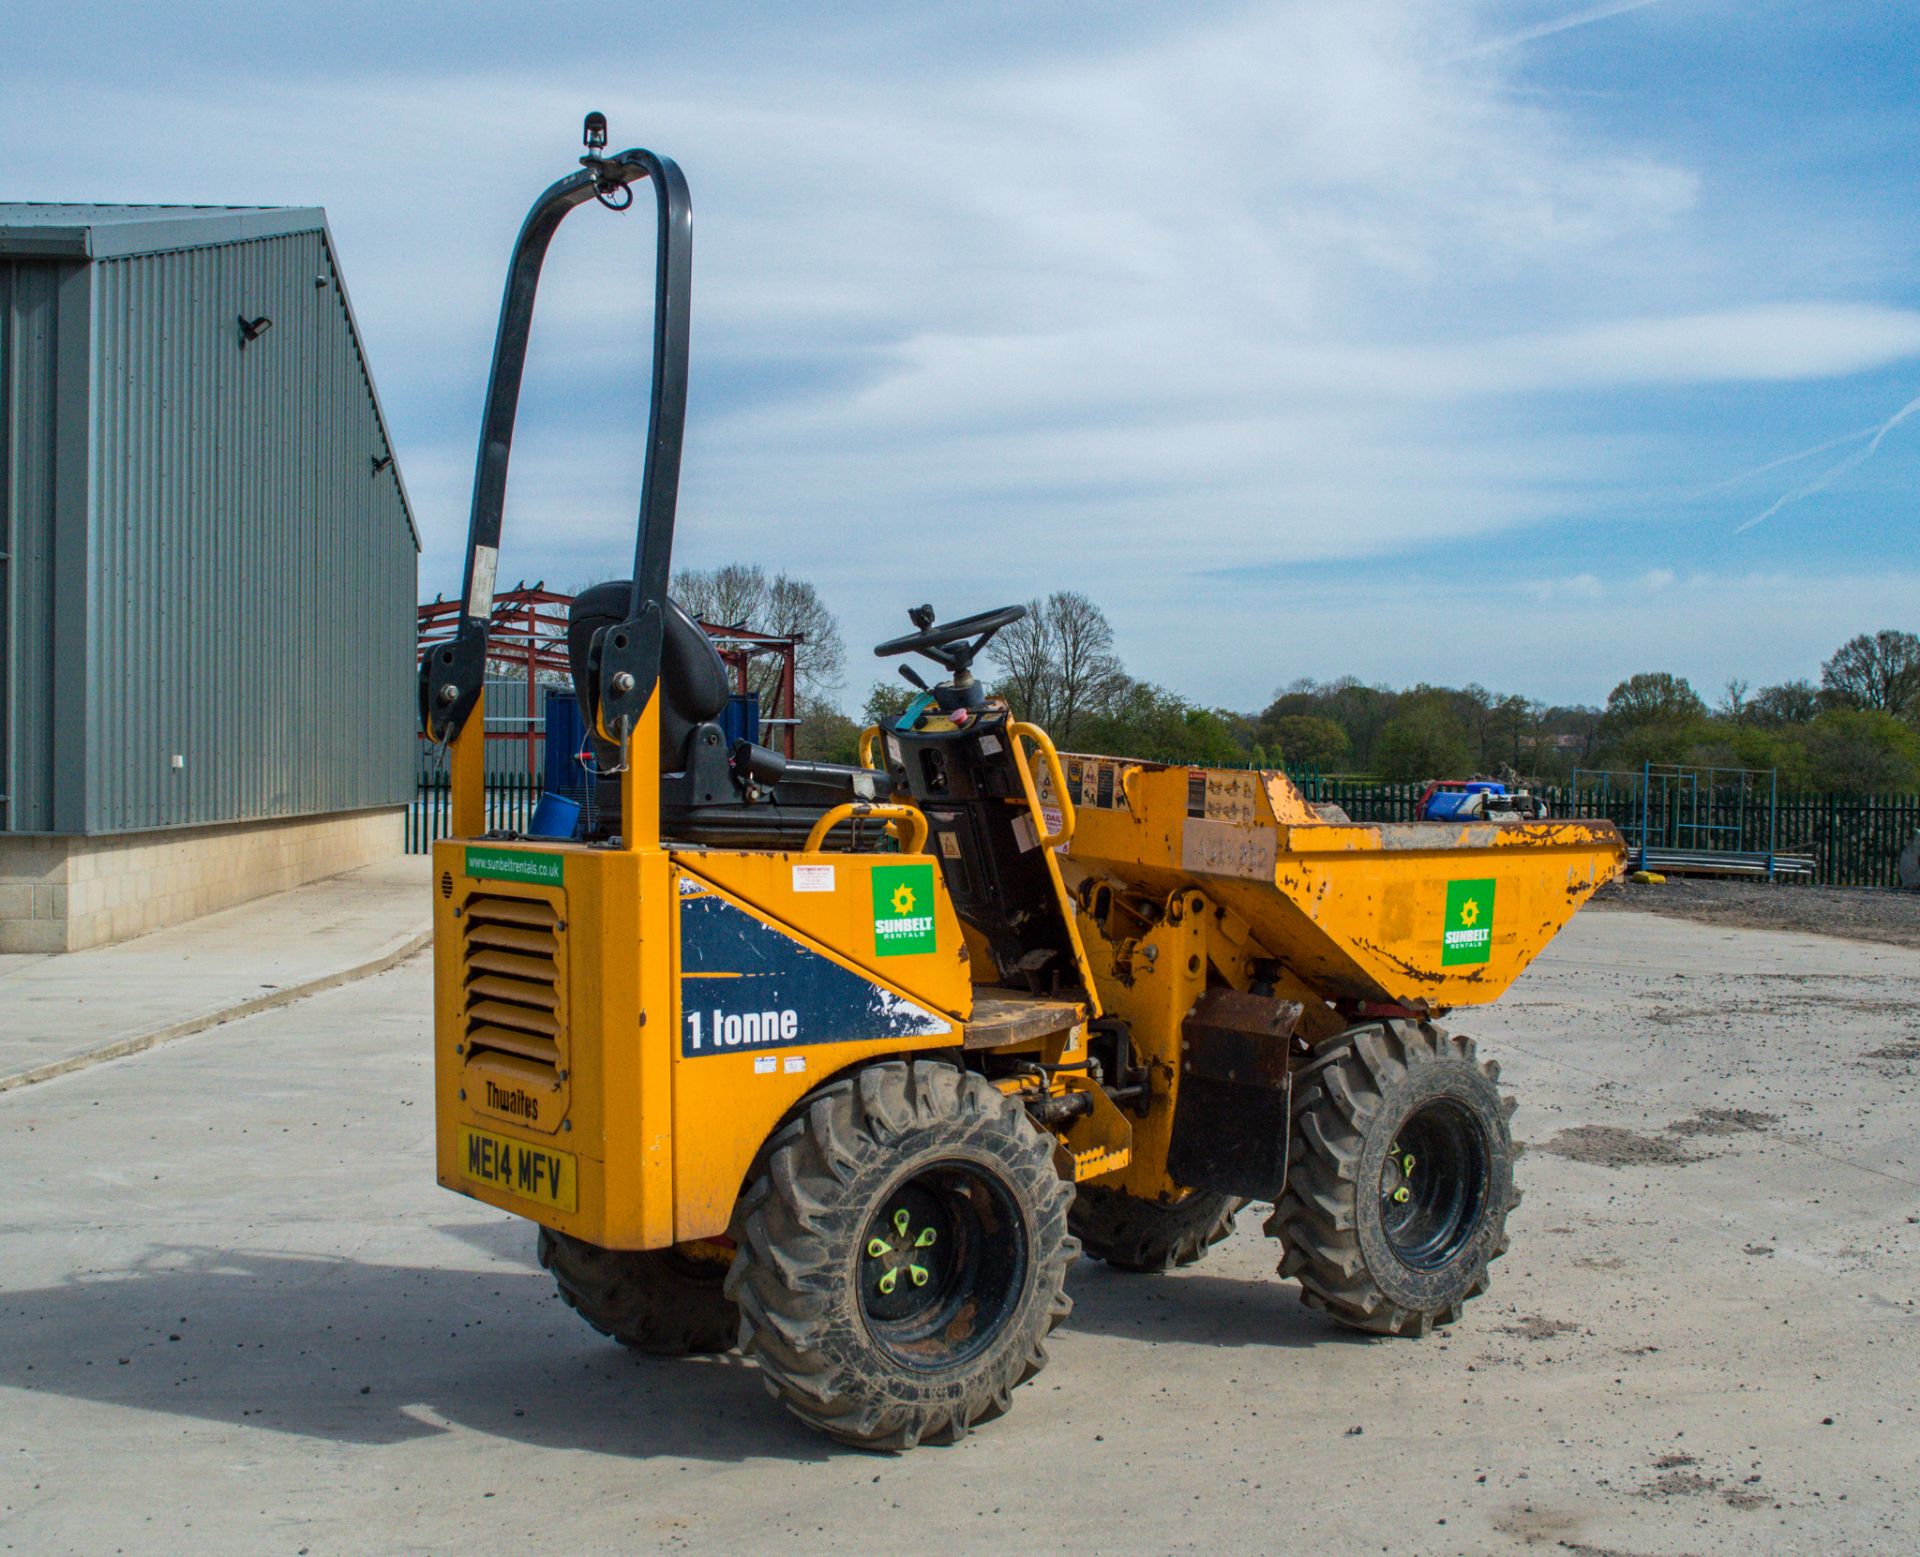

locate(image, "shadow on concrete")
[[1062, 1262, 1372, 1350], [0, 1241, 829, 1463], [2, 1236, 1371, 1460]]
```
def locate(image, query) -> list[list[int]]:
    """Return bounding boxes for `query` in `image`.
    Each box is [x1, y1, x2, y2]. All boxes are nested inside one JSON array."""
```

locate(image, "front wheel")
[[1265, 1020, 1515, 1336], [726, 1060, 1075, 1450]]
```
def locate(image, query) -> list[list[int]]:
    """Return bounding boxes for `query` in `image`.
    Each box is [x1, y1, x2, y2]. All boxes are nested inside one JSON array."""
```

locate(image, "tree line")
[[670, 567, 1920, 796]]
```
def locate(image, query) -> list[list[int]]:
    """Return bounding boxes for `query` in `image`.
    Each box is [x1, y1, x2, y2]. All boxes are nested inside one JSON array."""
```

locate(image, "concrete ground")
[[1, 909, 1915, 1556], [0, 857, 429, 1091]]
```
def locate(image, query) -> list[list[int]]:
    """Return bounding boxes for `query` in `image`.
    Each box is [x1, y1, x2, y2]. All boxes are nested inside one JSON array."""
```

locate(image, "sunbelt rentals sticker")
[[466, 846, 564, 887], [872, 862, 936, 957], [1441, 878, 1495, 966]]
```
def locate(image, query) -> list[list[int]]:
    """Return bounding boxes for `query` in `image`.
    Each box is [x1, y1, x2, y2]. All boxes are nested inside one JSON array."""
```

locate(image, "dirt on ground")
[[1588, 874, 1920, 948]]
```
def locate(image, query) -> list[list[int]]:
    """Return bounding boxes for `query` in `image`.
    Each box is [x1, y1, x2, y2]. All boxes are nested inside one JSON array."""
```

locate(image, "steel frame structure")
[[418, 585, 803, 781]]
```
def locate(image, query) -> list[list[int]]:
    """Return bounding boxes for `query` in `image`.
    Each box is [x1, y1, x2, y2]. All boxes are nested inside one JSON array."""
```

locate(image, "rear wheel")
[[1265, 1019, 1514, 1336], [538, 1228, 738, 1356], [1071, 1184, 1245, 1272], [726, 1060, 1075, 1450]]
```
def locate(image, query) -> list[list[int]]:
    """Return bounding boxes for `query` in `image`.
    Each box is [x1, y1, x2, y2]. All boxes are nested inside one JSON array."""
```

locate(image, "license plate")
[[458, 1125, 577, 1212]]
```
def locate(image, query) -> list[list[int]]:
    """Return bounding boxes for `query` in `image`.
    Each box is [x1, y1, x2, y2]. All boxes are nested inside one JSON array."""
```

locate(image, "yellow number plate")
[[458, 1126, 577, 1212]]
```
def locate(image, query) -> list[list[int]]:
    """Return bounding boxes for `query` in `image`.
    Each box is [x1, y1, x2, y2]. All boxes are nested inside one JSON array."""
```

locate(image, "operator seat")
[[568, 580, 729, 778], [567, 581, 878, 848]]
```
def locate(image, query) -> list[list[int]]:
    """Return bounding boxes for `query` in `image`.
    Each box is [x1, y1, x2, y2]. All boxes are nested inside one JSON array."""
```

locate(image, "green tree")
[[862, 680, 916, 728], [1075, 680, 1195, 762], [1372, 697, 1471, 782], [1797, 709, 1920, 793], [1259, 678, 1393, 771], [1269, 714, 1351, 772], [794, 696, 860, 764], [1595, 672, 1709, 765], [1181, 707, 1247, 766], [1602, 672, 1707, 730], [1748, 679, 1821, 726]]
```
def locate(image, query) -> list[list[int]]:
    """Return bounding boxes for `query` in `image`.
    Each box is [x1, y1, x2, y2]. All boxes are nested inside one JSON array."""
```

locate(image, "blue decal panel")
[[678, 883, 951, 1059]]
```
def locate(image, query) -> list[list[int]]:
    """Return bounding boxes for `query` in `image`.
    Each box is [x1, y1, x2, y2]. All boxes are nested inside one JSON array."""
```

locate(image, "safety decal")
[[870, 862, 937, 958], [678, 886, 950, 1057], [1441, 878, 1496, 966]]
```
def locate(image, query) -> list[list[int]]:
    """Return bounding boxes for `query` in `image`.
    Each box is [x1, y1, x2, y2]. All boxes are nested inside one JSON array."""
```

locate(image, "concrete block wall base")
[[0, 807, 404, 953]]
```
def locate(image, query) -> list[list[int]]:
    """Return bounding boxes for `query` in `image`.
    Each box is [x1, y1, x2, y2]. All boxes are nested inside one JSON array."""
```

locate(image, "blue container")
[[543, 689, 591, 801], [1424, 782, 1506, 821], [720, 690, 761, 748], [526, 792, 581, 840]]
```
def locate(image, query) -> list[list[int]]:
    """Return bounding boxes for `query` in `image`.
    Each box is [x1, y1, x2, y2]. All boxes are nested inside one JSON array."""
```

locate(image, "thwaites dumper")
[[421, 123, 1627, 1451]]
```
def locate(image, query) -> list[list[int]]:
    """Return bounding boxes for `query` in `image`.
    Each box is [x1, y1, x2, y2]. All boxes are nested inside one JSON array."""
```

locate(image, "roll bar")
[[420, 130, 692, 754]]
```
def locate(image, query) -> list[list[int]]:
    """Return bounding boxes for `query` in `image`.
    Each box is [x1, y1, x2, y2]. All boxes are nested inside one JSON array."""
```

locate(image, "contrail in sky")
[[1696, 423, 1880, 497], [1456, 0, 1670, 59], [1735, 390, 1920, 533]]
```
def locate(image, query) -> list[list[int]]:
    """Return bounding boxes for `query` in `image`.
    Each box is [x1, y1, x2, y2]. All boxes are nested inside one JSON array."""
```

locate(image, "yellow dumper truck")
[[419, 123, 1625, 1450]]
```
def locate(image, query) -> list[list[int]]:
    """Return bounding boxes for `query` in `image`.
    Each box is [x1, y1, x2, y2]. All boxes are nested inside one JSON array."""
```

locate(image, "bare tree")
[[1717, 677, 1751, 723], [670, 563, 846, 703], [672, 564, 763, 633], [763, 573, 846, 697], [988, 605, 1058, 728], [1821, 630, 1920, 719], [985, 591, 1126, 743]]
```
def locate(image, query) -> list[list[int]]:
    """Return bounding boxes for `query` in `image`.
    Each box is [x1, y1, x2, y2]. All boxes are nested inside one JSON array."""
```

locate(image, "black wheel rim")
[[858, 1162, 1027, 1370], [1379, 1099, 1490, 1271]]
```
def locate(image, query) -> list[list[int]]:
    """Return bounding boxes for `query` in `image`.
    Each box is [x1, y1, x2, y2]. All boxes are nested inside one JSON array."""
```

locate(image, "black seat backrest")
[[884, 705, 1084, 996], [568, 580, 729, 773]]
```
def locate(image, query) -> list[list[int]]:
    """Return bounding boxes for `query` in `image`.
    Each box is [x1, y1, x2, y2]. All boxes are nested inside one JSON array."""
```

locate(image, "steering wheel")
[[874, 603, 1027, 674]]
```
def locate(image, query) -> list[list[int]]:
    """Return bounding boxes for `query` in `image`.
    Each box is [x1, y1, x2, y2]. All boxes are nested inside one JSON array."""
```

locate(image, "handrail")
[[804, 802, 930, 856], [421, 141, 691, 763], [1008, 721, 1076, 849], [858, 724, 884, 772]]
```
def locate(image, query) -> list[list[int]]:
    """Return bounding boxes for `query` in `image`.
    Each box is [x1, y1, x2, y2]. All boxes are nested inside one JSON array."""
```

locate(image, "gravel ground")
[[1588, 875, 1920, 949], [3, 914, 1917, 1555]]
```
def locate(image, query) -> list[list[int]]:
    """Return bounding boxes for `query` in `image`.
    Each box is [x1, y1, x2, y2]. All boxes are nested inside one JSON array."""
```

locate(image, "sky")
[[4, 0, 1917, 712]]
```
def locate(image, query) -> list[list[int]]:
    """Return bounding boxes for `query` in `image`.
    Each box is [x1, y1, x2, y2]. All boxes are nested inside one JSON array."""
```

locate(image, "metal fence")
[[1293, 776, 1920, 889], [406, 771, 546, 855], [406, 767, 1920, 888]]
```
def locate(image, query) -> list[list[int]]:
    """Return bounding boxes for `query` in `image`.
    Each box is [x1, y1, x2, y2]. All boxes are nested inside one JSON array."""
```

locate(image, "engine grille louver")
[[461, 893, 567, 1089]]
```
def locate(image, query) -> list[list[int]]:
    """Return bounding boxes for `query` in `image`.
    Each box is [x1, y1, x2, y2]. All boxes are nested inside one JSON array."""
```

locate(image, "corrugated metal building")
[[0, 205, 418, 951]]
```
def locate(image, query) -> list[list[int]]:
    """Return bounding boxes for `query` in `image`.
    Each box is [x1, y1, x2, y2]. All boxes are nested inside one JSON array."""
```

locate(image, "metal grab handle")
[[858, 724, 884, 772], [1008, 721, 1076, 849], [804, 802, 930, 855]]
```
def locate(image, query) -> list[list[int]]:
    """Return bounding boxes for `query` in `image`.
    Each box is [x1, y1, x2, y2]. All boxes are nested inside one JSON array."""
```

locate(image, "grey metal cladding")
[[86, 229, 417, 832], [0, 260, 69, 832], [1, 205, 418, 836]]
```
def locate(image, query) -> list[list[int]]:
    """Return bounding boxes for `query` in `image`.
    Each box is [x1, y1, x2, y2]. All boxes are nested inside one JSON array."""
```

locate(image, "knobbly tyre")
[[420, 117, 1627, 1452]]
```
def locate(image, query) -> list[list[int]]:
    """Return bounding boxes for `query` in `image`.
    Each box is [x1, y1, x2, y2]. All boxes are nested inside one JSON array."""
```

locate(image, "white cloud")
[[0, 2, 1909, 709], [1525, 573, 1607, 603]]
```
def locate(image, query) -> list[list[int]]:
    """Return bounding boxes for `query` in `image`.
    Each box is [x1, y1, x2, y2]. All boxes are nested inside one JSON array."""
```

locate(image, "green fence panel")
[[1284, 772, 1917, 890]]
